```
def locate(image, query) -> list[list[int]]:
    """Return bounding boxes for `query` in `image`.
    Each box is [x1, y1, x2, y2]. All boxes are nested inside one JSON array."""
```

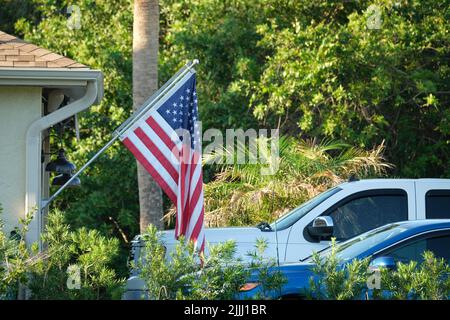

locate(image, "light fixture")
[[45, 148, 76, 174], [51, 173, 81, 187], [45, 148, 80, 187]]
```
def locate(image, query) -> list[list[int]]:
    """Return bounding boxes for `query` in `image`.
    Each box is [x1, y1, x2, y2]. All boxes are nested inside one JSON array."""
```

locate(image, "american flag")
[[120, 72, 205, 252]]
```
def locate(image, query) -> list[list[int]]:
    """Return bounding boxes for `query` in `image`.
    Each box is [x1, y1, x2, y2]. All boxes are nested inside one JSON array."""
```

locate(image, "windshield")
[[308, 223, 409, 262], [270, 187, 341, 231]]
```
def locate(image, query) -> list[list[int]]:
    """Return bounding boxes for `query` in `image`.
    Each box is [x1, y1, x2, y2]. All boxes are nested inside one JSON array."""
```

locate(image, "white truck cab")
[[124, 178, 450, 299]]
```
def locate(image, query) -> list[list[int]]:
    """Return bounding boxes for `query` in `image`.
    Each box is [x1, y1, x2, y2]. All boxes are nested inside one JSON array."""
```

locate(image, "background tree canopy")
[[1, 0, 448, 274], [158, 0, 449, 177]]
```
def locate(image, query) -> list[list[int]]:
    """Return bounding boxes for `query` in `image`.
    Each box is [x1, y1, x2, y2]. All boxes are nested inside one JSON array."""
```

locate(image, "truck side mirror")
[[307, 216, 334, 241]]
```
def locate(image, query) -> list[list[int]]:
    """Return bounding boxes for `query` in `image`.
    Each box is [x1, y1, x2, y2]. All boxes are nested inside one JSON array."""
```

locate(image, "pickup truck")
[[124, 178, 450, 299]]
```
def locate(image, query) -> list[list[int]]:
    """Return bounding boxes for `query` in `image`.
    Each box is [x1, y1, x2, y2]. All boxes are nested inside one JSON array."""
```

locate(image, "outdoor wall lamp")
[[45, 148, 80, 187], [45, 148, 76, 174], [51, 173, 81, 187]]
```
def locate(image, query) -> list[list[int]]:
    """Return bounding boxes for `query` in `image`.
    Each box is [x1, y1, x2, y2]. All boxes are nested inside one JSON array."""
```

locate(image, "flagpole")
[[41, 59, 199, 210]]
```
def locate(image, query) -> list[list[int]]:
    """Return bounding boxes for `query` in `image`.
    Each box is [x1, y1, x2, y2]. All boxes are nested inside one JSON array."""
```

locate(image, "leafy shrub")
[[374, 251, 450, 300], [28, 210, 124, 300], [308, 240, 450, 300], [0, 206, 33, 299], [246, 238, 287, 299], [179, 241, 249, 300], [307, 238, 370, 300], [138, 225, 285, 300], [1, 207, 127, 300]]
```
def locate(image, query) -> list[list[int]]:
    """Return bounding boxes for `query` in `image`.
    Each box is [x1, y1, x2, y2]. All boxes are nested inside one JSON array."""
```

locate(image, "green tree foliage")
[[308, 240, 450, 300], [0, 0, 38, 35], [160, 0, 449, 177], [15, 1, 139, 263], [201, 137, 391, 226], [0, 206, 34, 299], [244, 0, 450, 177], [246, 238, 287, 299], [1, 208, 123, 300], [308, 238, 370, 300], [138, 225, 285, 300], [159, 0, 269, 130], [28, 210, 124, 300], [375, 251, 450, 300]]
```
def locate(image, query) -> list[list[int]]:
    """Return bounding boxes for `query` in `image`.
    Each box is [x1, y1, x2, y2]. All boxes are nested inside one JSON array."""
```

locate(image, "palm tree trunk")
[[133, 0, 163, 231]]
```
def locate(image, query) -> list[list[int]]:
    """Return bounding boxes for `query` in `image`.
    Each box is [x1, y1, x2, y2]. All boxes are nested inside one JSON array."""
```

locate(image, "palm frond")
[[201, 137, 393, 227]]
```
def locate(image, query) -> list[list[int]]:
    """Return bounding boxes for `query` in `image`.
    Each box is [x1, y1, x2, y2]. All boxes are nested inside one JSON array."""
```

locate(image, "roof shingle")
[[0, 31, 89, 69]]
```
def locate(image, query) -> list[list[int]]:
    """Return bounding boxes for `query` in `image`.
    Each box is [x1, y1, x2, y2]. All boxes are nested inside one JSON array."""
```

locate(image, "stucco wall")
[[0, 86, 42, 234]]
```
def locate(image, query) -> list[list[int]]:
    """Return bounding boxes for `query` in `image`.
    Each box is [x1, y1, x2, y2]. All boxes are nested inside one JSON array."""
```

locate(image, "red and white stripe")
[[120, 105, 205, 252]]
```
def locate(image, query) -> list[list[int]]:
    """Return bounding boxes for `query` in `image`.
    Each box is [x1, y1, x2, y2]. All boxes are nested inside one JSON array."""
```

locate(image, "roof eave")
[[0, 68, 103, 103]]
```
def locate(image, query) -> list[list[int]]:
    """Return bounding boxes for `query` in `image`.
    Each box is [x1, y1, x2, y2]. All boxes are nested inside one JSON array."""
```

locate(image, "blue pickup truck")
[[239, 219, 450, 299]]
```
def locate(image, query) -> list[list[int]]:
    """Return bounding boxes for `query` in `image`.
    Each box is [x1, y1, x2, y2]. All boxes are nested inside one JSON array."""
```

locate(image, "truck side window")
[[328, 191, 408, 241], [426, 190, 450, 219]]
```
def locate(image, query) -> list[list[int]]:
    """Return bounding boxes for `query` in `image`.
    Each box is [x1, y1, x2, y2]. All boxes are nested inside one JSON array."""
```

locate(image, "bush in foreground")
[[1, 209, 123, 300], [308, 240, 450, 300], [138, 226, 286, 300]]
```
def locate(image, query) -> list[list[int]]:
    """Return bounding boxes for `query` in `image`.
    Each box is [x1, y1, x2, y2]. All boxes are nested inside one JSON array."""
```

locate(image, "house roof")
[[0, 31, 88, 69]]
